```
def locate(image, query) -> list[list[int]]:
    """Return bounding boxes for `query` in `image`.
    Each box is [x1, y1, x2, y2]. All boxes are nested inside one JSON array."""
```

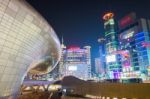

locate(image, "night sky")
[[27, 0, 150, 70]]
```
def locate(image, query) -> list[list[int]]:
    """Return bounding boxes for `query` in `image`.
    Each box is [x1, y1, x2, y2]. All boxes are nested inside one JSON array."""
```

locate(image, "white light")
[[49, 85, 62, 91], [113, 97, 118, 99], [123, 31, 134, 39], [102, 97, 106, 99], [109, 19, 115, 25], [106, 55, 116, 63], [63, 89, 66, 92], [68, 66, 77, 71]]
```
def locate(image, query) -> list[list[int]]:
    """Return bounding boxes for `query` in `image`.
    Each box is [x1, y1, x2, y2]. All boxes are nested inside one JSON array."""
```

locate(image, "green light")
[[105, 31, 115, 36], [106, 41, 117, 46]]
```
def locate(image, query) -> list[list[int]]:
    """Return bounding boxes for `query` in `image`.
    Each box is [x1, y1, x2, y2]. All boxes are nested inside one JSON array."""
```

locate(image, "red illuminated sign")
[[67, 45, 80, 51], [120, 16, 132, 27], [142, 42, 150, 47], [119, 13, 136, 29]]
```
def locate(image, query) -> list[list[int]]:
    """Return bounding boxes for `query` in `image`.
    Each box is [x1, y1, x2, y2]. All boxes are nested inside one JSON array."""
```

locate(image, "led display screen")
[[118, 13, 136, 29], [106, 55, 116, 63], [68, 66, 77, 71], [119, 26, 138, 41]]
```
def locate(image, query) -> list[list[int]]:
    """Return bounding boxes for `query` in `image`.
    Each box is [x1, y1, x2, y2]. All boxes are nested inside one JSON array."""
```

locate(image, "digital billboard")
[[118, 12, 136, 29], [121, 50, 131, 67], [119, 26, 138, 41], [106, 55, 116, 63], [68, 66, 77, 71]]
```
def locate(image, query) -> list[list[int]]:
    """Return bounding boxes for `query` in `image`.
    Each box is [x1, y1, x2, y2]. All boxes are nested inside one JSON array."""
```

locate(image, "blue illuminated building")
[[118, 13, 150, 79]]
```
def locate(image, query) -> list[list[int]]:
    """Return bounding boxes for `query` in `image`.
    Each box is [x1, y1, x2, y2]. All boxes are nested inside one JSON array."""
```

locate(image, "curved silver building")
[[0, 0, 61, 98]]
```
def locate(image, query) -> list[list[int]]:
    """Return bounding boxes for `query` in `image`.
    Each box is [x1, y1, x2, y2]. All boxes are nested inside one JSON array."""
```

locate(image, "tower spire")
[[61, 36, 66, 49]]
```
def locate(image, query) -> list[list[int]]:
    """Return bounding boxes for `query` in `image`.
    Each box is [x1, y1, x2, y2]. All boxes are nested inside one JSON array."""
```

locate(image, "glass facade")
[[119, 18, 150, 79], [103, 13, 120, 79], [0, 0, 61, 98]]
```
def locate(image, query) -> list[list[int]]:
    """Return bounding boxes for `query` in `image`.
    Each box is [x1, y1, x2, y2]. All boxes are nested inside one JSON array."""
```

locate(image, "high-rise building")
[[61, 46, 91, 80], [97, 38, 107, 78], [84, 46, 92, 78], [118, 13, 150, 79], [95, 58, 102, 74], [103, 12, 120, 79]]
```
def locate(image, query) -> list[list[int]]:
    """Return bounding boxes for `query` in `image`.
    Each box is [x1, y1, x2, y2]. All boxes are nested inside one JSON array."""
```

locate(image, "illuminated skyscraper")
[[62, 46, 91, 80], [118, 13, 150, 79], [103, 12, 120, 79]]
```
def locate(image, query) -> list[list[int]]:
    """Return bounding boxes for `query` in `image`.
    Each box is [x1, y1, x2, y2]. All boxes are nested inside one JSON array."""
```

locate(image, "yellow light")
[[39, 86, 44, 91], [113, 97, 118, 99], [102, 96, 106, 99], [48, 84, 62, 91], [24, 87, 31, 90]]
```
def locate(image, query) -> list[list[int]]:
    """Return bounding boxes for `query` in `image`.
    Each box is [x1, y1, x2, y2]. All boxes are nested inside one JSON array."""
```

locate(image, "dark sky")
[[26, 0, 150, 69]]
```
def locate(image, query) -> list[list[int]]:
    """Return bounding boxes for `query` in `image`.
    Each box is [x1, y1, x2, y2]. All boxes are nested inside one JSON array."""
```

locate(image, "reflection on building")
[[0, 0, 61, 98], [60, 45, 91, 80]]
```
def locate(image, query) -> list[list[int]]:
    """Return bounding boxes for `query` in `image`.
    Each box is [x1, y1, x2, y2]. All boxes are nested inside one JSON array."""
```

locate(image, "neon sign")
[[67, 45, 80, 51], [119, 16, 132, 28], [142, 42, 150, 47], [103, 12, 114, 21], [122, 51, 130, 67], [119, 26, 137, 41], [122, 31, 134, 39], [119, 13, 136, 29]]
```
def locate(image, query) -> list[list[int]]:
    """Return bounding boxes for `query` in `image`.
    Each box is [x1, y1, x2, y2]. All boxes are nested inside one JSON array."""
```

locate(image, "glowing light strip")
[[105, 31, 115, 36], [106, 41, 117, 46]]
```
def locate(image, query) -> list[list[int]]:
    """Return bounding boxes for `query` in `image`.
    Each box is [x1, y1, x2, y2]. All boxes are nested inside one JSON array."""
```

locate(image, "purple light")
[[113, 72, 120, 79], [23, 80, 55, 86], [123, 60, 130, 67]]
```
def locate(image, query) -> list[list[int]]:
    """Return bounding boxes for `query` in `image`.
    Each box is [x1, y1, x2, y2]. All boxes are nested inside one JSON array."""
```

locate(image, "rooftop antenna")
[[61, 36, 66, 49]]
